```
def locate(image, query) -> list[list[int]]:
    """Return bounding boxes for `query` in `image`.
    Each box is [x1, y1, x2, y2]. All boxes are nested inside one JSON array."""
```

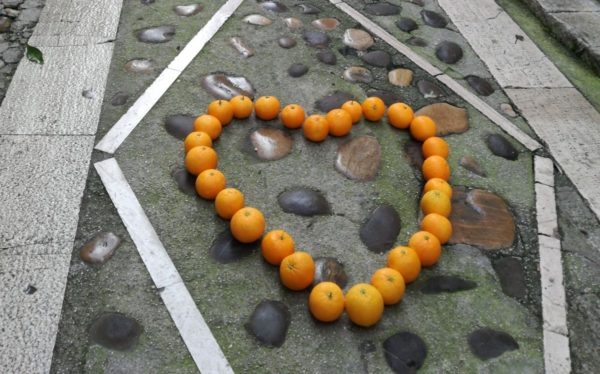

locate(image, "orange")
[[408, 231, 442, 267], [229, 95, 254, 119], [261, 229, 295, 266], [341, 100, 363, 124], [422, 155, 451, 181], [420, 213, 453, 244], [280, 104, 306, 129], [345, 283, 384, 327], [207, 99, 234, 126], [214, 188, 244, 220], [387, 102, 414, 129], [183, 131, 213, 154], [326, 108, 352, 137], [303, 114, 329, 142], [423, 177, 453, 199], [184, 145, 218, 175], [308, 281, 345, 322], [254, 95, 281, 120], [279, 251, 315, 291], [386, 246, 421, 284], [195, 169, 226, 200], [370, 267, 406, 305], [410, 115, 437, 141], [422, 136, 449, 159], [420, 189, 452, 217], [193, 114, 222, 140], [361, 96, 386, 122], [230, 207, 265, 243]]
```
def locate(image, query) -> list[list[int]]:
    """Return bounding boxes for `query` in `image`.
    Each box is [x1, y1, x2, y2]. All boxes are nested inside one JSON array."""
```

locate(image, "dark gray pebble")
[[383, 332, 427, 372], [288, 63, 308, 77], [316, 49, 337, 65], [278, 187, 331, 216], [246, 300, 291, 347], [486, 133, 518, 160], [466, 75, 494, 96], [468, 328, 519, 360], [435, 41, 463, 64], [421, 9, 448, 28], [364, 2, 401, 16], [360, 205, 401, 253], [89, 313, 143, 351], [396, 17, 418, 33], [361, 50, 391, 68]]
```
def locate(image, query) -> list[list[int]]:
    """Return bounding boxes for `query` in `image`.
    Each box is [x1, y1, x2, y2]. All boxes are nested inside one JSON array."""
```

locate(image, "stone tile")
[[0, 135, 93, 248], [534, 155, 554, 187], [536, 183, 558, 238], [543, 329, 572, 374], [536, 0, 600, 12], [538, 235, 568, 335]]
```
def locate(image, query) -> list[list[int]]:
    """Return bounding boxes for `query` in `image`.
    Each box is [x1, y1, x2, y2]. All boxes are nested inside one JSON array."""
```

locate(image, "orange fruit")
[[280, 104, 306, 129], [195, 169, 226, 200], [386, 246, 421, 284], [261, 229, 295, 266], [422, 136, 449, 159], [193, 114, 222, 140], [326, 108, 353, 137], [229, 95, 254, 119], [279, 251, 315, 291], [184, 131, 213, 154], [303, 114, 329, 142], [410, 115, 437, 141], [387, 102, 414, 129], [408, 231, 442, 267], [345, 283, 384, 327], [207, 99, 234, 126], [370, 267, 406, 305], [420, 213, 453, 244], [341, 100, 363, 124], [184, 145, 218, 175], [254, 95, 281, 120], [214, 188, 244, 220], [361, 96, 386, 122], [423, 177, 453, 199], [230, 207, 265, 243], [422, 155, 451, 181], [308, 281, 345, 322], [420, 189, 452, 217]]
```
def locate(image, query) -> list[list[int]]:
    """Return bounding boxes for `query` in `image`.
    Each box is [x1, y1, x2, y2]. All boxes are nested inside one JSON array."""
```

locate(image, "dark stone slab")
[[89, 313, 143, 351], [360, 205, 401, 253], [170, 166, 196, 196], [492, 257, 526, 298], [468, 328, 519, 360], [406, 36, 428, 47], [278, 188, 331, 216], [396, 17, 418, 33], [420, 275, 477, 294], [209, 230, 259, 263], [466, 75, 495, 96], [288, 63, 309, 77], [486, 133, 519, 160], [383, 332, 427, 373], [246, 300, 291, 347]]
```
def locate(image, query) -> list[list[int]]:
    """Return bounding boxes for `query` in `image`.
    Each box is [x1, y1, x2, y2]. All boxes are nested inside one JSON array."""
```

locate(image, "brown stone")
[[388, 68, 413, 87], [335, 135, 381, 181], [250, 127, 293, 161], [449, 187, 515, 250], [414, 103, 469, 135]]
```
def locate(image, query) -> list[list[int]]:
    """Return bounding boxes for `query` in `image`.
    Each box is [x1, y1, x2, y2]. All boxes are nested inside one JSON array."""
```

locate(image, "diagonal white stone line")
[[94, 0, 244, 154], [94, 158, 233, 374]]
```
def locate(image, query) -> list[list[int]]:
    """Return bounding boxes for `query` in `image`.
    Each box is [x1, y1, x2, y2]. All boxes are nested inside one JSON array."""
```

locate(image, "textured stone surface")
[[493, 257, 527, 298], [246, 300, 291, 347], [383, 332, 427, 372], [335, 135, 381, 181], [89, 313, 143, 350], [468, 328, 519, 360], [414, 103, 469, 135], [249, 127, 293, 160], [278, 188, 331, 216], [360, 205, 401, 253]]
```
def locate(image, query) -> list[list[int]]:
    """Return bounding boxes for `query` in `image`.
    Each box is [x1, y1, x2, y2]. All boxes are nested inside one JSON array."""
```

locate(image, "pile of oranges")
[[182, 94, 453, 328]]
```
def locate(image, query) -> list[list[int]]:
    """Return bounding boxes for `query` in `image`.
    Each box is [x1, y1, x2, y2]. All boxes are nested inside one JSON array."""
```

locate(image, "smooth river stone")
[[284, 17, 302, 28], [288, 63, 308, 77], [250, 127, 293, 160], [435, 41, 463, 64], [468, 328, 519, 360], [388, 68, 413, 87], [200, 73, 255, 100], [486, 133, 519, 160], [459, 155, 487, 177], [449, 187, 516, 250], [79, 232, 121, 264], [136, 25, 175, 43], [278, 36, 296, 49], [396, 17, 418, 33], [261, 1, 288, 13], [343, 29, 374, 51], [243, 14, 272, 26], [312, 18, 339, 31], [173, 4, 203, 17], [343, 66, 373, 83], [210, 230, 259, 263], [383, 332, 427, 373], [302, 30, 329, 47], [335, 135, 381, 181], [364, 2, 400, 16], [361, 50, 391, 68], [493, 257, 527, 298], [89, 313, 143, 351], [360, 205, 401, 253], [466, 75, 494, 96], [421, 9, 448, 28], [316, 49, 337, 65], [124, 58, 154, 73], [313, 257, 348, 288], [164, 114, 195, 139], [420, 276, 477, 294], [414, 103, 469, 135], [246, 300, 291, 347], [315, 91, 353, 112], [417, 80, 444, 98], [278, 188, 331, 216], [230, 37, 254, 58]]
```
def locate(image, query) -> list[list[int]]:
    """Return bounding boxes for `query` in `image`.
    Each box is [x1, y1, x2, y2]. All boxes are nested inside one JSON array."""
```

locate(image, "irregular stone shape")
[[249, 127, 293, 160], [492, 257, 526, 298], [316, 49, 337, 65], [420, 276, 477, 294], [360, 205, 401, 253], [313, 257, 348, 288], [89, 313, 143, 351], [230, 37, 254, 58], [124, 58, 154, 73], [79, 232, 121, 265], [164, 114, 195, 139], [110, 92, 129, 106], [278, 188, 331, 216], [343, 28, 374, 51], [302, 30, 329, 47], [136, 25, 175, 43], [466, 75, 494, 96], [467, 328, 519, 360], [414, 103, 469, 135], [366, 89, 401, 106], [361, 50, 391, 68], [200, 73, 255, 100], [500, 103, 518, 118], [336, 135, 381, 181], [288, 63, 308, 78], [296, 3, 320, 14], [383, 332, 427, 372], [246, 300, 291, 347], [278, 36, 296, 49], [486, 133, 519, 160], [435, 41, 463, 64], [173, 4, 203, 17], [417, 80, 444, 98], [315, 91, 353, 112], [421, 9, 448, 28], [311, 18, 339, 31], [343, 66, 373, 83], [396, 17, 418, 33], [209, 230, 259, 263], [406, 36, 428, 47], [261, 1, 288, 13], [82, 89, 95, 100], [459, 155, 487, 177], [388, 68, 413, 87], [24, 285, 37, 295], [171, 166, 196, 196], [284, 17, 302, 28], [0, 17, 12, 33], [364, 2, 401, 16], [243, 14, 272, 26], [449, 187, 516, 250]]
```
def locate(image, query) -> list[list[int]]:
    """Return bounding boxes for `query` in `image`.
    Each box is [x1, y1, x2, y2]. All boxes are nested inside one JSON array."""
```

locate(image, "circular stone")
[[316, 49, 337, 65], [364, 2, 401, 16], [288, 63, 308, 77], [396, 17, 418, 33], [435, 41, 463, 64], [361, 50, 391, 67], [89, 313, 143, 351], [343, 28, 374, 51], [246, 300, 291, 347], [278, 36, 296, 49], [383, 332, 427, 372], [421, 9, 448, 28], [465, 75, 495, 96], [249, 127, 293, 160]]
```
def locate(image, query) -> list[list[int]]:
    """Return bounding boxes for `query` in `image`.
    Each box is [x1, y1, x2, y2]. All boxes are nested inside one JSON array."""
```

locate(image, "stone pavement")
[[1, 0, 600, 373]]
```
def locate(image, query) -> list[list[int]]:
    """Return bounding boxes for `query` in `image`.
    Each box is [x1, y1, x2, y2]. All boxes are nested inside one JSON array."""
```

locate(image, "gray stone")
[[246, 300, 291, 347], [435, 41, 463, 64], [396, 17, 418, 33], [361, 50, 391, 67], [0, 17, 12, 33], [486, 133, 519, 160], [2, 0, 22, 9], [364, 2, 401, 16], [3, 9, 20, 18], [417, 80, 444, 98], [360, 205, 401, 253], [500, 103, 518, 118], [261, 1, 288, 13], [316, 49, 336, 65], [468, 328, 519, 360], [406, 36, 428, 47], [465, 75, 494, 96], [459, 155, 487, 177], [0, 41, 9, 54], [3, 46, 22, 63], [230, 36, 254, 58], [288, 63, 308, 77], [89, 313, 143, 351], [296, 3, 320, 14], [18, 7, 42, 23], [493, 257, 526, 298], [302, 30, 329, 47], [278, 188, 331, 216], [421, 9, 448, 28]]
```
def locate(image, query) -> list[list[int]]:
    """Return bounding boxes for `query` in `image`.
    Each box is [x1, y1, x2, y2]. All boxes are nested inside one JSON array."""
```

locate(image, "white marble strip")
[[94, 158, 232, 373], [94, 0, 244, 154]]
